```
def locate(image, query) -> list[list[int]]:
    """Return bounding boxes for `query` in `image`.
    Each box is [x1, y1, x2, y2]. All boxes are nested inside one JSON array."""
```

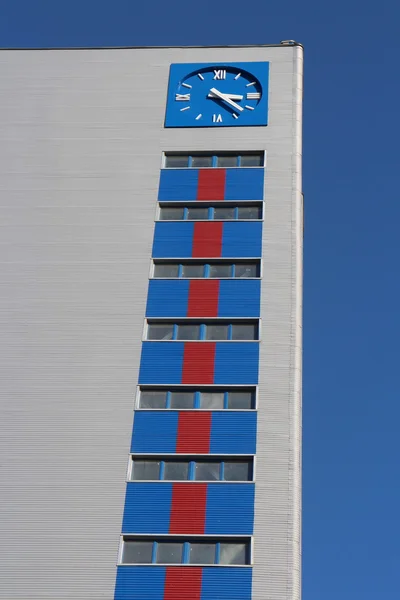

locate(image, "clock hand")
[[208, 87, 244, 112], [208, 91, 243, 101]]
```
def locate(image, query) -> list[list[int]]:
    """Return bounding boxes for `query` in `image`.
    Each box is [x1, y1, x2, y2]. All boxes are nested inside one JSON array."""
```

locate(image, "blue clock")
[[165, 62, 269, 128]]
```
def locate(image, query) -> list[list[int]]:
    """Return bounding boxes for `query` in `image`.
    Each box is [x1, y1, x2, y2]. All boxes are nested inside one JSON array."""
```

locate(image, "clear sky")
[[1, 0, 400, 598]]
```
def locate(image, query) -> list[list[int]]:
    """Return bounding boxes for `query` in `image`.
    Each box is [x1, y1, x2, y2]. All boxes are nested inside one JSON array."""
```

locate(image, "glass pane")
[[160, 207, 184, 220], [156, 542, 183, 564], [224, 461, 252, 481], [140, 390, 167, 409], [122, 541, 153, 564], [234, 263, 258, 278], [191, 155, 213, 168], [176, 324, 200, 340], [200, 392, 224, 409], [219, 543, 247, 565], [228, 391, 253, 410], [209, 264, 232, 278], [170, 391, 195, 409], [165, 154, 189, 168], [216, 155, 238, 167], [240, 153, 263, 167], [163, 461, 189, 480], [154, 263, 179, 278], [237, 205, 261, 220], [181, 264, 205, 278], [147, 324, 174, 340], [205, 324, 229, 340], [213, 207, 236, 220], [131, 460, 160, 481], [189, 542, 216, 564], [195, 461, 220, 481], [231, 323, 257, 340], [187, 207, 209, 220]]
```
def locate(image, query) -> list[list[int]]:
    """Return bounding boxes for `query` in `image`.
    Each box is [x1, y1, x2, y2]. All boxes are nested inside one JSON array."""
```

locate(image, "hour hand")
[[208, 87, 244, 112], [208, 91, 243, 101]]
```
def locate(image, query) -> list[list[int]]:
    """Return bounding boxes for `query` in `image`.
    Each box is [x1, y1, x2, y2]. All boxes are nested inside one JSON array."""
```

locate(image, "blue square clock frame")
[[165, 62, 269, 128]]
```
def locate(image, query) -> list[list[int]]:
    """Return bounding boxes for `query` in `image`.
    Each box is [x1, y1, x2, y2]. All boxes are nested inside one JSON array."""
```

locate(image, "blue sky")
[[2, 0, 400, 597]]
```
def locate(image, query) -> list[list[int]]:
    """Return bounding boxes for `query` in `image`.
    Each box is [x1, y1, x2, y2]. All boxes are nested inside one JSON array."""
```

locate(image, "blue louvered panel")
[[122, 483, 172, 534], [201, 567, 252, 599], [214, 342, 259, 384], [218, 280, 261, 317], [114, 566, 166, 600], [205, 484, 255, 535], [146, 280, 189, 317], [138, 342, 184, 384], [222, 222, 262, 257], [210, 412, 257, 455], [152, 222, 194, 258], [131, 412, 178, 453], [158, 169, 198, 201], [225, 168, 264, 200]]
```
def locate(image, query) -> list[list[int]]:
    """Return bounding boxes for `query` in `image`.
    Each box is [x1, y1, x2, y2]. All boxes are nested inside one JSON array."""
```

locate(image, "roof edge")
[[0, 42, 303, 51]]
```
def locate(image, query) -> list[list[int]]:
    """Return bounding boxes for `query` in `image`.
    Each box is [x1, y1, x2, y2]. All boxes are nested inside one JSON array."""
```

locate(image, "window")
[[146, 321, 259, 341], [130, 457, 253, 481], [164, 152, 264, 169], [153, 261, 260, 279], [138, 387, 255, 410], [121, 538, 251, 565], [159, 204, 262, 221]]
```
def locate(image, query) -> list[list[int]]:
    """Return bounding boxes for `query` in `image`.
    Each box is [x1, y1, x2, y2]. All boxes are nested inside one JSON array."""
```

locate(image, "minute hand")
[[209, 87, 244, 112]]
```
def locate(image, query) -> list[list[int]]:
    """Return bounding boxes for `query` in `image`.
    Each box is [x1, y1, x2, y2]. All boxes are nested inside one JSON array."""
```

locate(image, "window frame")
[[158, 203, 263, 222], [144, 320, 260, 342], [163, 151, 265, 169], [136, 386, 257, 411], [151, 260, 262, 279]]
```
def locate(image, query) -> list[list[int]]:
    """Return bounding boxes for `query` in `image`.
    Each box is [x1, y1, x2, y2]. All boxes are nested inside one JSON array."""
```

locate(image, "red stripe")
[[182, 342, 216, 384], [192, 222, 223, 258], [187, 280, 219, 317], [170, 483, 207, 534], [176, 411, 212, 453], [197, 169, 226, 201], [164, 567, 202, 600]]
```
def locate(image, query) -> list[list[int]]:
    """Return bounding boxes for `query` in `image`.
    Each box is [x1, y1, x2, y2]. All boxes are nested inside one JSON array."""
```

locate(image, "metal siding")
[[152, 222, 194, 258], [222, 222, 263, 257], [131, 412, 178, 453], [210, 412, 257, 455], [114, 567, 166, 600], [214, 342, 259, 384], [138, 342, 184, 384], [205, 484, 255, 535], [146, 280, 189, 317], [201, 568, 252, 600], [122, 483, 172, 534], [158, 169, 198, 201], [218, 280, 261, 317], [225, 168, 264, 200]]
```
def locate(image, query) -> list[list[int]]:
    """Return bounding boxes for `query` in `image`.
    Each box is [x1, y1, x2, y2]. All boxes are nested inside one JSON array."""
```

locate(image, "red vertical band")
[[176, 412, 212, 453], [170, 483, 207, 534], [182, 342, 216, 384], [187, 280, 220, 317], [197, 169, 226, 201], [192, 222, 223, 258], [164, 567, 203, 600]]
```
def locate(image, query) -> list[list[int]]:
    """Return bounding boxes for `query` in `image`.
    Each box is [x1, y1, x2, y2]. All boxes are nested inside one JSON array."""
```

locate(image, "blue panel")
[[122, 483, 172, 534], [205, 484, 255, 535], [158, 169, 198, 201], [114, 566, 166, 600], [139, 342, 184, 385], [225, 168, 264, 201], [152, 222, 194, 258], [214, 343, 259, 384], [218, 280, 261, 317], [222, 222, 262, 257], [201, 567, 252, 600], [131, 412, 178, 453], [146, 280, 189, 317], [210, 412, 257, 455]]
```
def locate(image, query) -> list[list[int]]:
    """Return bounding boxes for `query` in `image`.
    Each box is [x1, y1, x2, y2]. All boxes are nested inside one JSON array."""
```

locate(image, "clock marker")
[[234, 72, 242, 80], [246, 92, 261, 99], [232, 113, 239, 119], [197, 73, 205, 80], [195, 113, 202, 120], [176, 93, 191, 101], [246, 81, 257, 87], [245, 105, 254, 110], [213, 114, 223, 123], [180, 106, 190, 111], [213, 69, 226, 80], [182, 83, 192, 89]]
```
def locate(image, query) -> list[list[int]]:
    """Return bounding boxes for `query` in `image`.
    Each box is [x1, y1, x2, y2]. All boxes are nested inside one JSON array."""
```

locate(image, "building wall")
[[0, 45, 303, 599]]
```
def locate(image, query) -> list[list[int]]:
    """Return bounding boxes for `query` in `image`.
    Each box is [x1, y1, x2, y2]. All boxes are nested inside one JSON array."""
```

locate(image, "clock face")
[[165, 62, 269, 128]]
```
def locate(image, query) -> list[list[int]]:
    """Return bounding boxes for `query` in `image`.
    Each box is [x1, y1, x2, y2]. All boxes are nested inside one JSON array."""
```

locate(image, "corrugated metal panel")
[[122, 483, 172, 534], [201, 567, 252, 600], [114, 566, 166, 600], [170, 483, 207, 534], [210, 412, 257, 455], [205, 484, 255, 535], [222, 222, 263, 257], [158, 169, 198, 201], [192, 221, 223, 257], [188, 280, 219, 317], [165, 567, 202, 600], [146, 280, 189, 317], [152, 222, 194, 258], [182, 342, 216, 384], [218, 280, 261, 317], [176, 412, 211, 453], [225, 168, 264, 200], [197, 169, 226, 200], [131, 412, 178, 453], [214, 342, 259, 384], [139, 342, 184, 384]]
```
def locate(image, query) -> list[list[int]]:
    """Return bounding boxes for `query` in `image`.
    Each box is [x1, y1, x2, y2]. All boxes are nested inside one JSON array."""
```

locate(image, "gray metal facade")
[[0, 45, 303, 599]]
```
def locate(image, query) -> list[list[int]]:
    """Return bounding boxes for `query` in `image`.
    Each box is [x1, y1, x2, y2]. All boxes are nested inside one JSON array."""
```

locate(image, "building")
[[0, 43, 303, 600]]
